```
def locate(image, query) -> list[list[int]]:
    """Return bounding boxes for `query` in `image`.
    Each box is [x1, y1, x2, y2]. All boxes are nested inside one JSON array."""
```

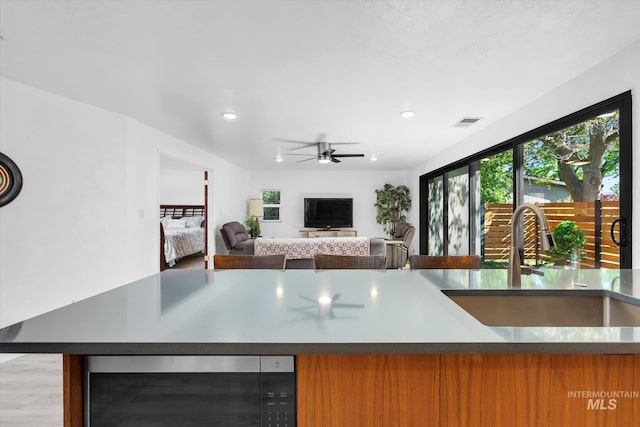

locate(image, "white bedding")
[[163, 226, 205, 266]]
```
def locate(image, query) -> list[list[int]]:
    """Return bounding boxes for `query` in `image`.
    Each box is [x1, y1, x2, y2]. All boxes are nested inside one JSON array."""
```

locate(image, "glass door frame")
[[419, 91, 632, 268]]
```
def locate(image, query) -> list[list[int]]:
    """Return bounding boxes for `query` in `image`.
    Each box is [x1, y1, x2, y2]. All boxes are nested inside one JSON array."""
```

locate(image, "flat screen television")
[[304, 198, 353, 229]]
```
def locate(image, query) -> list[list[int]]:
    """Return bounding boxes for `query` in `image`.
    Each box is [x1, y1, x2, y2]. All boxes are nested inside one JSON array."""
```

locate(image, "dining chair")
[[313, 254, 387, 270], [408, 255, 481, 270], [213, 254, 286, 270]]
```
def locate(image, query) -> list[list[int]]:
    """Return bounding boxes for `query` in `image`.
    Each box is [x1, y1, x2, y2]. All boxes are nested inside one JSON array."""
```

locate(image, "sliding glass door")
[[420, 92, 632, 269]]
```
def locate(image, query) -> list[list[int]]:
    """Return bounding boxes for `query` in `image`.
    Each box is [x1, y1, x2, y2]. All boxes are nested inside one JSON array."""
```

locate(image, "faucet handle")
[[520, 266, 544, 277]]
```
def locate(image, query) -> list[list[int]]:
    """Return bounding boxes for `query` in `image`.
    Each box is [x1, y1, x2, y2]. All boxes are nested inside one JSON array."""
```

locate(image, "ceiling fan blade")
[[332, 153, 365, 158], [275, 139, 317, 145], [288, 146, 317, 152], [280, 142, 319, 152], [331, 157, 341, 163], [296, 157, 318, 163], [326, 142, 360, 145], [286, 153, 317, 157]]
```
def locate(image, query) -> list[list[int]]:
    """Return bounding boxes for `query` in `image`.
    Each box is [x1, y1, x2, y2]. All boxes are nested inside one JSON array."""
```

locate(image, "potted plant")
[[546, 220, 586, 267], [245, 216, 260, 239], [374, 183, 411, 238]]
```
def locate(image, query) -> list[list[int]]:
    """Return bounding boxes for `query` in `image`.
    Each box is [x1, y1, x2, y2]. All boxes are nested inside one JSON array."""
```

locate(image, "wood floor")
[[0, 353, 62, 427]]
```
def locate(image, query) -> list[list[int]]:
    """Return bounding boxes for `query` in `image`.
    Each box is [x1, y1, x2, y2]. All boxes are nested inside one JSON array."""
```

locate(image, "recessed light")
[[400, 111, 415, 119], [275, 155, 283, 162], [221, 112, 237, 120], [370, 155, 378, 162]]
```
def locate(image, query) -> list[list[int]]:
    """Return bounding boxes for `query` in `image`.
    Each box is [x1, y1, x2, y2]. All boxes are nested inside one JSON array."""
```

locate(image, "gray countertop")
[[1, 268, 640, 354]]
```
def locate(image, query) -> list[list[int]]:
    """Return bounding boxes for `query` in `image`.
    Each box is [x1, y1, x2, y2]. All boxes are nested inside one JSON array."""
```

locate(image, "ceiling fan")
[[279, 135, 365, 164]]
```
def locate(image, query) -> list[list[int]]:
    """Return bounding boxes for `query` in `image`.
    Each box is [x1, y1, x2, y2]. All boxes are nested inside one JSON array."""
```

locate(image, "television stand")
[[299, 229, 358, 238]]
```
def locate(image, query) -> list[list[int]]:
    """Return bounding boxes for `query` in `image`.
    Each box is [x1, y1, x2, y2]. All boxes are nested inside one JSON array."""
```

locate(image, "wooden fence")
[[483, 201, 620, 269]]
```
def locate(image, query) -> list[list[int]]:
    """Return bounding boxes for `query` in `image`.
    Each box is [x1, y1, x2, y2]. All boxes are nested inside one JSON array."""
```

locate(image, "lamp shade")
[[249, 198, 264, 217]]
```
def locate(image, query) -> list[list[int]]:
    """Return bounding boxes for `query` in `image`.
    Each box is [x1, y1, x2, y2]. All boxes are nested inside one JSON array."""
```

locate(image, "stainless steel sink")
[[442, 289, 640, 327]]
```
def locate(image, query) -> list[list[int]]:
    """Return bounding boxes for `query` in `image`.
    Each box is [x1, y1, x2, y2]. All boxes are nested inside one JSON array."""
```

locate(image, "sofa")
[[250, 236, 386, 269], [219, 221, 386, 269]]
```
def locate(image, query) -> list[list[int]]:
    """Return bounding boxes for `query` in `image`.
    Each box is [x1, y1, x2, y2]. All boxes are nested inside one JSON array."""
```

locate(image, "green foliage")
[[524, 113, 619, 201], [480, 151, 513, 203], [478, 112, 620, 203], [262, 191, 280, 204], [261, 190, 281, 220], [245, 216, 260, 238], [546, 220, 586, 263], [263, 207, 279, 221], [374, 183, 411, 237]]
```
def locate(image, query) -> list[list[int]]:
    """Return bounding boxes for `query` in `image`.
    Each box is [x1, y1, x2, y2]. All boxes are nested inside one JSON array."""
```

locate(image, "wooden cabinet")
[[440, 354, 637, 427], [66, 353, 640, 427], [297, 354, 439, 426], [299, 229, 358, 237], [297, 354, 640, 427]]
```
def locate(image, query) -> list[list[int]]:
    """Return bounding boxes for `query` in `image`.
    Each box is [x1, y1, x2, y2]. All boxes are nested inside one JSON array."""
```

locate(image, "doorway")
[[159, 154, 211, 271]]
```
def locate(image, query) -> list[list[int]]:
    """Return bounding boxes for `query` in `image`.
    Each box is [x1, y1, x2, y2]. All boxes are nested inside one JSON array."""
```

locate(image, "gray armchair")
[[220, 221, 254, 254], [387, 223, 416, 269]]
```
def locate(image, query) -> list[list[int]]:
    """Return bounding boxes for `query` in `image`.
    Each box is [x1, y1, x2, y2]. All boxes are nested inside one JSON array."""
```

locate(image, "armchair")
[[386, 223, 416, 269], [220, 221, 254, 254]]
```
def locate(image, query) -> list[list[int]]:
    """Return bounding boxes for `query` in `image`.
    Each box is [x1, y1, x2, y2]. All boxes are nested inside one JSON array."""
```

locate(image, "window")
[[261, 190, 281, 221], [419, 91, 632, 269]]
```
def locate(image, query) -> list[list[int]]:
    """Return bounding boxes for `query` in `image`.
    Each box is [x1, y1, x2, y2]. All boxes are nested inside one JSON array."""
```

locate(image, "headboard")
[[160, 204, 205, 218]]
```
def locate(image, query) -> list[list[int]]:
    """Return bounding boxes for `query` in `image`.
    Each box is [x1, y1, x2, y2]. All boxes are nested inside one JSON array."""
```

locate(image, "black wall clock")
[[0, 152, 23, 207]]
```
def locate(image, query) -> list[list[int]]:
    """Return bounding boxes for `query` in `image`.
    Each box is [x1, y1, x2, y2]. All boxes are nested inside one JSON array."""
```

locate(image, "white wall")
[[248, 170, 408, 241], [0, 77, 249, 327], [159, 169, 203, 205], [408, 40, 640, 266]]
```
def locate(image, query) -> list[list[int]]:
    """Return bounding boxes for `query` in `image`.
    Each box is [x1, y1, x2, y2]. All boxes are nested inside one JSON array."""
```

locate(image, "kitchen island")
[[1, 268, 640, 426]]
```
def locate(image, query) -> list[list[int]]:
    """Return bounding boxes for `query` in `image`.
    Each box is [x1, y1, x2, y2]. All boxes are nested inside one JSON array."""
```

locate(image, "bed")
[[160, 205, 206, 270]]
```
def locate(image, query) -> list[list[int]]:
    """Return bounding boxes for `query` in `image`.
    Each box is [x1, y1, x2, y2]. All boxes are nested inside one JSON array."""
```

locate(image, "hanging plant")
[[374, 183, 411, 237]]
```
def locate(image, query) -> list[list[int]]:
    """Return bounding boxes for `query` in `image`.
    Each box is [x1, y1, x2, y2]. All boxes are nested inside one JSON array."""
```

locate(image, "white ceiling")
[[2, 0, 640, 171]]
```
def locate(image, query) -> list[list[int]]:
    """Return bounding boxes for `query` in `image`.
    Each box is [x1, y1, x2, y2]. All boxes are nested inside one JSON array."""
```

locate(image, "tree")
[[478, 113, 619, 203], [480, 150, 513, 203], [525, 113, 619, 202]]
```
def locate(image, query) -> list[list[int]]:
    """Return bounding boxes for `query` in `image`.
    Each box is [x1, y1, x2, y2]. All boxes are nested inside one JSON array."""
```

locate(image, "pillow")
[[183, 216, 205, 228], [165, 219, 187, 229]]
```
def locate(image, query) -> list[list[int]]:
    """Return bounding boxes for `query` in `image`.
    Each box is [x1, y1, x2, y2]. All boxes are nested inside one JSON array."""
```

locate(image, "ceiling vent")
[[454, 117, 482, 127]]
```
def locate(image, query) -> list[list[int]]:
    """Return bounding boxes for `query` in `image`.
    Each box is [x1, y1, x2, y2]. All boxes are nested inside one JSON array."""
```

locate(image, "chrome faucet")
[[508, 203, 557, 287]]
